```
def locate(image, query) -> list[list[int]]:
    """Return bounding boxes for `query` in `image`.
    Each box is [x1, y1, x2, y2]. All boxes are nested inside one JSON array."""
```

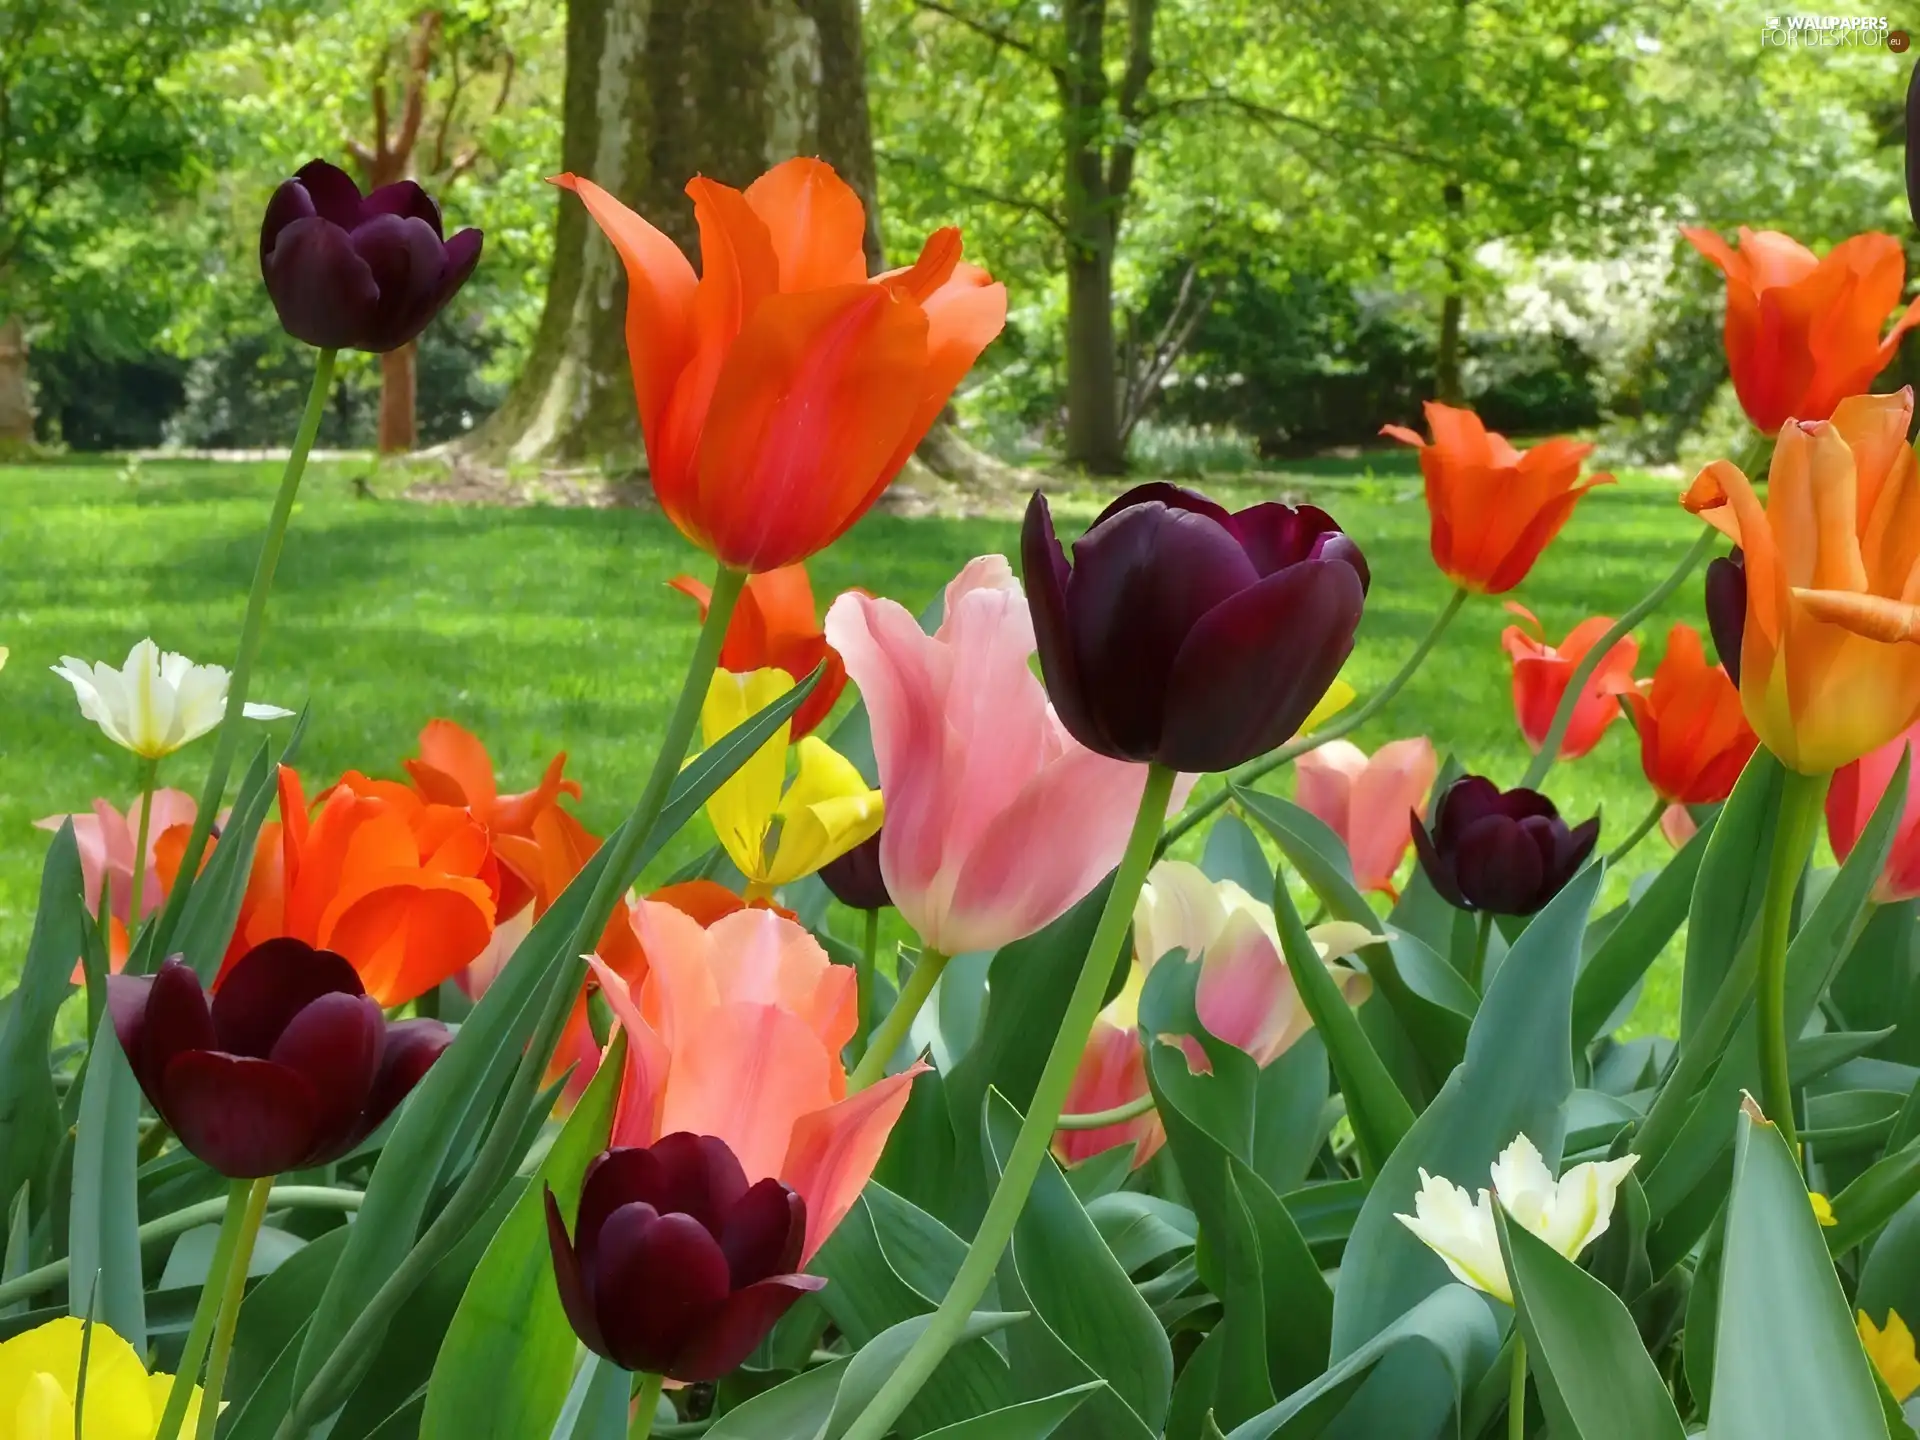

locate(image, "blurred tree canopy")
[[3, 0, 1913, 470]]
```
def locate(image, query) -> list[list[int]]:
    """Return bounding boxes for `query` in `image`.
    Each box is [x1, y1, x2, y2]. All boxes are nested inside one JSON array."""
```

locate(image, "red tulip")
[[669, 565, 849, 737], [1828, 719, 1920, 902], [1621, 624, 1758, 805], [1501, 604, 1638, 760]]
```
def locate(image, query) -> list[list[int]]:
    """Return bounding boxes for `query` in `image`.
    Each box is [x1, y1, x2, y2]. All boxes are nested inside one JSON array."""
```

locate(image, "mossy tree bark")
[[468, 0, 882, 465]]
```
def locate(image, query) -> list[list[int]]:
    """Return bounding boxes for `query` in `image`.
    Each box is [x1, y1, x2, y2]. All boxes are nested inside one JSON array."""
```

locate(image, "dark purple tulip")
[[260, 159, 482, 352], [1411, 776, 1598, 917], [546, 1134, 825, 1381], [1022, 484, 1369, 773], [819, 832, 890, 911], [107, 940, 451, 1178], [1706, 548, 1746, 687]]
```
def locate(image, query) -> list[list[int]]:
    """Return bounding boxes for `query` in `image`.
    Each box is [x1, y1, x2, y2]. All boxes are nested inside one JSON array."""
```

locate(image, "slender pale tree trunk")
[[0, 310, 32, 445], [469, 0, 880, 464]]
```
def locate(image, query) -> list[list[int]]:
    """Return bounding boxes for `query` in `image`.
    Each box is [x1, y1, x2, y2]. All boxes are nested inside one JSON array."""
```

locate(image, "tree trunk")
[[1435, 181, 1466, 404], [379, 343, 419, 453], [0, 312, 32, 445], [1064, 240, 1122, 472], [468, 0, 881, 464]]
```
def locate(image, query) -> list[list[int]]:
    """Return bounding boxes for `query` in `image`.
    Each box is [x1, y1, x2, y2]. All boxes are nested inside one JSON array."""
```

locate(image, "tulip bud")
[[107, 940, 451, 1177], [1410, 775, 1598, 918], [260, 159, 482, 353], [818, 830, 890, 911], [1022, 483, 1368, 774], [545, 1134, 825, 1382], [1705, 548, 1747, 686]]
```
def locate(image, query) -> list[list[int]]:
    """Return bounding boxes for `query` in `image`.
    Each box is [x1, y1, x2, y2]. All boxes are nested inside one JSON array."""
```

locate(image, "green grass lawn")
[[0, 453, 1714, 1030]]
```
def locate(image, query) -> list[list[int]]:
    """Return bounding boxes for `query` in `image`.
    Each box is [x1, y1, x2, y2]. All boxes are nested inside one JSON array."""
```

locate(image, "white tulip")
[[1394, 1133, 1638, 1305], [52, 639, 293, 759]]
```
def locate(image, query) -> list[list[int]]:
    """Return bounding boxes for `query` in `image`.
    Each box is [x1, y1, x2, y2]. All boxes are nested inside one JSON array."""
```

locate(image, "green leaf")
[[1085, 1193, 1197, 1275], [1495, 1208, 1686, 1439], [982, 1089, 1174, 1437], [817, 1310, 1029, 1440], [1572, 812, 1712, 1045], [1252, 1033, 1330, 1194], [1139, 958, 1331, 1426], [295, 676, 816, 1401], [1265, 865, 1415, 1176], [915, 1382, 1106, 1439], [1221, 1285, 1501, 1440], [940, 883, 1113, 1228], [1331, 863, 1601, 1360], [552, 1355, 631, 1440], [1065, 1147, 1137, 1205], [0, 823, 81, 1243], [170, 736, 284, 980], [1836, 1137, 1920, 1254], [1201, 812, 1273, 896], [221, 1227, 353, 1437], [1859, 1194, 1920, 1350], [704, 1358, 847, 1439], [419, 1036, 623, 1440], [1708, 1102, 1891, 1440], [67, 1027, 144, 1353], [1680, 749, 1784, 1044]]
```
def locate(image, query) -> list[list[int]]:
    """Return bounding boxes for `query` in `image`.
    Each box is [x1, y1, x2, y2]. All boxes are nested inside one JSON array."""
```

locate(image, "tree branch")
[[1105, 0, 1159, 205], [915, 0, 1063, 81], [875, 145, 1066, 233], [1148, 87, 1448, 169]]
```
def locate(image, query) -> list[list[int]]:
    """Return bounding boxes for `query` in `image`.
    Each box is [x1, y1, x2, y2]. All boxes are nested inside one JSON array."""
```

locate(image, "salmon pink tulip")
[[1685, 389, 1920, 773], [1382, 403, 1610, 594], [1661, 804, 1700, 850], [1056, 964, 1165, 1168], [825, 555, 1184, 957], [555, 158, 1006, 572], [671, 565, 849, 737], [1828, 719, 1920, 902], [591, 901, 922, 1262], [225, 767, 500, 1007], [1683, 226, 1920, 435], [1293, 738, 1438, 897], [36, 790, 197, 970], [1501, 604, 1639, 760], [1621, 624, 1758, 805]]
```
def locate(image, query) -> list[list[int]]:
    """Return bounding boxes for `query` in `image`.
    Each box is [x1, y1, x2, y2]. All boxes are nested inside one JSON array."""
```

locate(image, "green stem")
[[629, 1371, 666, 1440], [278, 562, 748, 1438], [1756, 769, 1830, 1164], [1517, 525, 1718, 791], [839, 763, 1178, 1440], [194, 1177, 274, 1440], [126, 755, 160, 945], [1159, 586, 1468, 855], [848, 947, 947, 1093], [1509, 1333, 1528, 1440], [1467, 910, 1494, 993], [855, 908, 879, 1065], [1633, 938, 1761, 1174], [1056, 1090, 1156, 1130], [146, 347, 337, 969], [0, 1186, 361, 1312], [1606, 794, 1669, 868], [151, 1179, 253, 1440]]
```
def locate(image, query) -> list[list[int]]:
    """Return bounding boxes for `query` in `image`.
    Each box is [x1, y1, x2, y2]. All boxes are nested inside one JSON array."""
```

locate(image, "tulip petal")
[[594, 1205, 732, 1375], [262, 217, 381, 350], [719, 1177, 808, 1285], [1055, 1018, 1162, 1170], [544, 1187, 606, 1356], [127, 961, 216, 1099], [360, 1016, 452, 1135], [673, 1274, 826, 1383], [211, 938, 366, 1059], [636, 1131, 753, 1236], [742, 157, 870, 291], [780, 1064, 925, 1263], [267, 991, 385, 1160], [161, 1051, 320, 1178], [1021, 493, 1108, 755], [1161, 559, 1367, 773], [661, 1001, 837, 1185]]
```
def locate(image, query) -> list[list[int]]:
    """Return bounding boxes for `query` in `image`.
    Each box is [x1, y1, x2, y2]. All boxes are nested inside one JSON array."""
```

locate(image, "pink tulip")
[[1293, 737, 1438, 897], [1660, 804, 1699, 850], [591, 899, 922, 1262], [1828, 719, 1920, 902], [36, 790, 197, 926], [1054, 861, 1372, 1169], [825, 555, 1186, 956]]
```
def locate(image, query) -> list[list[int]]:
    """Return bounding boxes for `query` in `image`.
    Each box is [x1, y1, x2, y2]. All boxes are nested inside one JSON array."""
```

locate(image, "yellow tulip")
[[0, 1315, 205, 1437], [1860, 1309, 1920, 1404], [1811, 1192, 1837, 1227], [701, 668, 883, 891], [1302, 678, 1356, 735]]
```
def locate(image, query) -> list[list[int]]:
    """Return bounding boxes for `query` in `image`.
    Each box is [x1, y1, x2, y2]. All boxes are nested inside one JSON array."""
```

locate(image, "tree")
[[470, 0, 883, 464], [0, 0, 237, 446]]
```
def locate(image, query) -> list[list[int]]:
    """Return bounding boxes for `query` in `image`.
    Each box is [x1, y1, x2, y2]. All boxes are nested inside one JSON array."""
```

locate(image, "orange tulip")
[[224, 767, 500, 1006], [553, 158, 1006, 572], [1683, 388, 1920, 773], [1683, 226, 1920, 435], [669, 565, 848, 737], [1621, 624, 1759, 805], [592, 899, 923, 1261], [404, 719, 581, 921], [1501, 604, 1639, 760], [1382, 402, 1611, 593]]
